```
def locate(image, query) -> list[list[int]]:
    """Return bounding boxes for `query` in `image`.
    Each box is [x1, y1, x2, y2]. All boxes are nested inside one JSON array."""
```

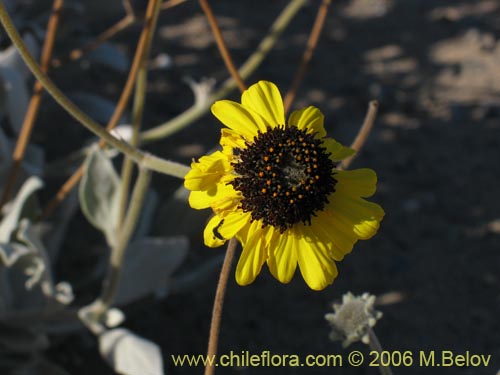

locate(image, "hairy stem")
[[205, 237, 237, 375]]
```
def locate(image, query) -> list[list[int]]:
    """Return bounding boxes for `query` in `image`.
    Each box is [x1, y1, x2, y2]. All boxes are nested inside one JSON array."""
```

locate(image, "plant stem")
[[283, 0, 331, 114], [0, 0, 64, 208], [199, 0, 246, 93], [340, 100, 379, 170], [94, 166, 152, 317], [119, 0, 162, 223], [140, 0, 307, 144], [368, 327, 393, 375], [205, 237, 237, 375]]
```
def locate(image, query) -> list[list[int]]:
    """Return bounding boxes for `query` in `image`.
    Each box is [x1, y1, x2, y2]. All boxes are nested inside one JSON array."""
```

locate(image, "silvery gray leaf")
[[87, 43, 129, 72], [0, 66, 30, 135], [0, 176, 43, 243], [105, 308, 125, 328], [53, 282, 74, 305], [69, 92, 125, 125], [114, 236, 188, 306], [99, 328, 164, 375], [110, 125, 133, 143], [0, 242, 31, 267], [16, 220, 54, 295], [79, 145, 121, 247], [0, 33, 39, 78]]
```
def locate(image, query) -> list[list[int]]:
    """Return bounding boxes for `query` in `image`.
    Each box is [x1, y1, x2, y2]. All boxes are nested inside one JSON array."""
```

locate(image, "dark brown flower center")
[[230, 125, 337, 232]]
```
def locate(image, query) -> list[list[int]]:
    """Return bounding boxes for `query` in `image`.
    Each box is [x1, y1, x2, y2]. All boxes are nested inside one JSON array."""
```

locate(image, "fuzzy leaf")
[[0, 243, 30, 267], [0, 67, 30, 135], [99, 328, 164, 375], [114, 236, 188, 305], [0, 33, 39, 79], [0, 176, 43, 243], [79, 146, 121, 247]]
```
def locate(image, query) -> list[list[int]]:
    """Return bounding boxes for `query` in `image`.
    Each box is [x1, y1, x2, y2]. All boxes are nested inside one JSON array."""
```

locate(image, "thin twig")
[[283, 0, 331, 114], [339, 100, 379, 170], [0, 0, 64, 208], [52, 14, 136, 67], [140, 0, 307, 143], [368, 327, 393, 375], [199, 0, 246, 93], [122, 0, 135, 16], [42, 0, 162, 219], [205, 237, 237, 375]]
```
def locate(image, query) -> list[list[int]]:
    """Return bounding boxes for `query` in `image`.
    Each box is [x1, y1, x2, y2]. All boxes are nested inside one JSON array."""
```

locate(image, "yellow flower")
[[184, 81, 384, 290]]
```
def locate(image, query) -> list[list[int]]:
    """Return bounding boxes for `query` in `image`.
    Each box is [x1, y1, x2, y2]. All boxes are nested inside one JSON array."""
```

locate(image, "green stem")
[[140, 0, 307, 144], [0, 1, 190, 178], [94, 166, 152, 317], [119, 0, 162, 222]]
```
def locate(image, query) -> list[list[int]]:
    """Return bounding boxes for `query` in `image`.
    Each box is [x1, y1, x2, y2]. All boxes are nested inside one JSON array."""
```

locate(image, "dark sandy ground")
[[35, 0, 500, 374]]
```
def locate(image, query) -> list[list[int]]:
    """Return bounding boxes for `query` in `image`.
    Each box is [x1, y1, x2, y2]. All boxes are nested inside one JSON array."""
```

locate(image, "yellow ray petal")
[[212, 100, 268, 139], [184, 151, 230, 191], [188, 182, 239, 211], [218, 211, 252, 239], [235, 221, 269, 286], [267, 228, 298, 284], [220, 128, 247, 151], [288, 106, 327, 138], [334, 168, 378, 198], [310, 209, 357, 260], [241, 81, 285, 127], [301, 219, 355, 262], [323, 138, 356, 161], [203, 215, 226, 248], [294, 228, 338, 291], [331, 191, 384, 240]]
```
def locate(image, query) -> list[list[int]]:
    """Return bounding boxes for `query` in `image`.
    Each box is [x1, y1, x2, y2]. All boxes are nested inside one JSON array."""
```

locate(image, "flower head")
[[184, 81, 384, 290], [325, 292, 382, 347]]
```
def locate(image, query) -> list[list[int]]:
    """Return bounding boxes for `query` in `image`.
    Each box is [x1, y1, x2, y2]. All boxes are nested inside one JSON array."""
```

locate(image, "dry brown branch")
[[340, 100, 379, 170], [0, 0, 65, 208], [199, 0, 247, 93], [283, 0, 331, 114]]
